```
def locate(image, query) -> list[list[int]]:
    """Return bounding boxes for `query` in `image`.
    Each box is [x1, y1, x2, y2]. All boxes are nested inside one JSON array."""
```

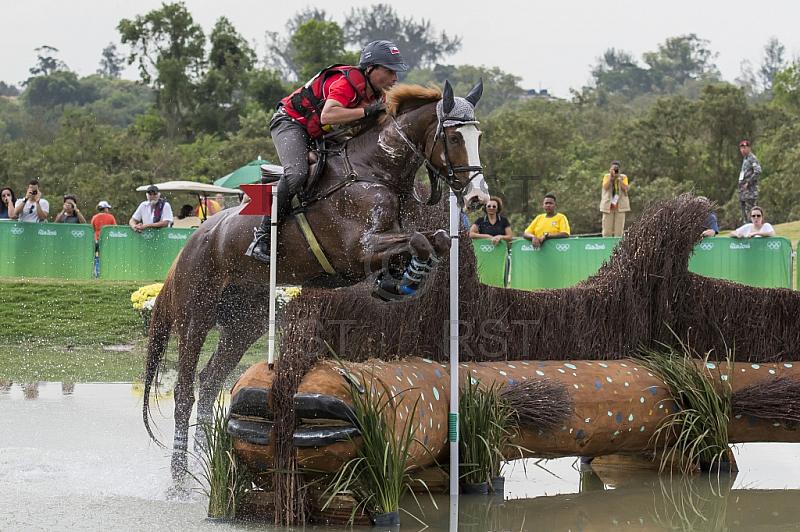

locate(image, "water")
[[2, 382, 799, 531]]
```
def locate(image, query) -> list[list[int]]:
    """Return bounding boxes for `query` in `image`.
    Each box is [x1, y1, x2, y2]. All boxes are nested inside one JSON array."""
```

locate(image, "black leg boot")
[[245, 215, 272, 264]]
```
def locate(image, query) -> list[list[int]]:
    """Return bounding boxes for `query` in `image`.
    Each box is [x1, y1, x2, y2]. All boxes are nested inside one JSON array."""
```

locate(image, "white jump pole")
[[448, 191, 460, 507], [267, 184, 278, 370]]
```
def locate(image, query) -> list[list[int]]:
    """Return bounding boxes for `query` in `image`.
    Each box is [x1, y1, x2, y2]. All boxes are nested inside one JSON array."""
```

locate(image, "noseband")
[[390, 113, 483, 205]]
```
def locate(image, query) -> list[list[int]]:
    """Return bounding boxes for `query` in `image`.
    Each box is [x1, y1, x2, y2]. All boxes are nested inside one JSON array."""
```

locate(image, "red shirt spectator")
[[91, 200, 117, 241]]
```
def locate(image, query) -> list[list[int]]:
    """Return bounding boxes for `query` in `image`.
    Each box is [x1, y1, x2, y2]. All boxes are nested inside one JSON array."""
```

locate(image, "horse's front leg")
[[361, 229, 450, 301]]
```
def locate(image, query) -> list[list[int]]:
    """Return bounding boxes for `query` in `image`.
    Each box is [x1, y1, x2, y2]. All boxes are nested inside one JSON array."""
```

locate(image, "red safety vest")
[[281, 65, 370, 138]]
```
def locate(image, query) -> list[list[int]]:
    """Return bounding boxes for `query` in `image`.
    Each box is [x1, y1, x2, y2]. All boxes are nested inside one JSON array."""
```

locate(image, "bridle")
[[390, 113, 483, 206]]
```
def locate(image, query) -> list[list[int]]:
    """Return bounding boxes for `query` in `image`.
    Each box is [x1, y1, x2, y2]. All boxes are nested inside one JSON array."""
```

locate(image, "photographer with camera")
[[13, 179, 49, 222], [599, 160, 630, 237], [54, 194, 87, 224]]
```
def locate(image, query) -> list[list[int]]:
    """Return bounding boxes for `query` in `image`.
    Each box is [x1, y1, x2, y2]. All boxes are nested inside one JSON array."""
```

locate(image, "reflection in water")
[[21, 381, 39, 399], [0, 380, 11, 393], [1, 383, 799, 531], [61, 382, 75, 395], [446, 476, 800, 531]]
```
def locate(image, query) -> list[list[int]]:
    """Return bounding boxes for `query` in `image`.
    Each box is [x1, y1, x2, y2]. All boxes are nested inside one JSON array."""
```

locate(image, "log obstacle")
[[228, 357, 800, 473]]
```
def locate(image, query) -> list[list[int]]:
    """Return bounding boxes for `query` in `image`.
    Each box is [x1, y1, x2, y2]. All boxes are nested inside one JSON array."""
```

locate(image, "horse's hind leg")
[[194, 285, 269, 451], [195, 319, 268, 452], [171, 320, 214, 482]]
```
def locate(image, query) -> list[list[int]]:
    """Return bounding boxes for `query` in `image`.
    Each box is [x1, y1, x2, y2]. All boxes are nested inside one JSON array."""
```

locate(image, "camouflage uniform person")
[[737, 140, 761, 224]]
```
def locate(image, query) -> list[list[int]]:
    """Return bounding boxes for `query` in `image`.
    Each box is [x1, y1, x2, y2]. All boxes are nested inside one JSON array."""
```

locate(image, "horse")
[[142, 80, 490, 481]]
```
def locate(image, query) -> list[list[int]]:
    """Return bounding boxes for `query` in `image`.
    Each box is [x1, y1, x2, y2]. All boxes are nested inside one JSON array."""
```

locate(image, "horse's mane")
[[384, 84, 442, 117]]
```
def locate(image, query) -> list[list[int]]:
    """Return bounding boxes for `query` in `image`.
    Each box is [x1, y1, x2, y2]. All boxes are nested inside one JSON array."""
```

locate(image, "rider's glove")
[[364, 102, 385, 118]]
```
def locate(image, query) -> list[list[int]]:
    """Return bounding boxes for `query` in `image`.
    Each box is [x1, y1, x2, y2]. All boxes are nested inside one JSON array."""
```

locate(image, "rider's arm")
[[320, 98, 369, 126]]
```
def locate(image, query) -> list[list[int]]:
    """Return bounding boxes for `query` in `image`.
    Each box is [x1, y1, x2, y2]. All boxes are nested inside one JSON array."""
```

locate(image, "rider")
[[246, 40, 409, 264]]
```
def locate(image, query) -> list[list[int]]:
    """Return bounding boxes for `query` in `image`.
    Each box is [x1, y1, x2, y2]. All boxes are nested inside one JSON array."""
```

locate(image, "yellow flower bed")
[[131, 283, 164, 310]]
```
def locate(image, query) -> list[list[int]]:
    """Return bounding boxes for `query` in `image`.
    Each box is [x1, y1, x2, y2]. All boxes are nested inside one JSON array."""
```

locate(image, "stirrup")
[[246, 230, 272, 264]]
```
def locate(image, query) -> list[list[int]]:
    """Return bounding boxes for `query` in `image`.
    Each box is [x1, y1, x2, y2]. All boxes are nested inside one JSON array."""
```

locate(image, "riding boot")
[[245, 215, 272, 264], [245, 181, 292, 264]]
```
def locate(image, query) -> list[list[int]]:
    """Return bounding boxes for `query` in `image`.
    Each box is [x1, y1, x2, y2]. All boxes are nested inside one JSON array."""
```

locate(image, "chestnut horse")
[[143, 81, 489, 480]]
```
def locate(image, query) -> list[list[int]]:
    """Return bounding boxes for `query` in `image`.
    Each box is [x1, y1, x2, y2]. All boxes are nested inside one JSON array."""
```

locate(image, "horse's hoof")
[[372, 277, 412, 302]]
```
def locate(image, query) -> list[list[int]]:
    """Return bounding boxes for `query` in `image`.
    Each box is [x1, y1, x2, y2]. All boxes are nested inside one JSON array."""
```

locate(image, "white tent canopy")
[[136, 181, 240, 194]]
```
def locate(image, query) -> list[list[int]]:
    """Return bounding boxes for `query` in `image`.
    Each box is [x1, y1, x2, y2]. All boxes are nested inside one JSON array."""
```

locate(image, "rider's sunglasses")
[[751, 214, 762, 218]]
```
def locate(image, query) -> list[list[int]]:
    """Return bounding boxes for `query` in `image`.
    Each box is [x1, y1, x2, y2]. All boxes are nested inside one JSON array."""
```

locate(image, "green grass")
[[0, 278, 269, 382]]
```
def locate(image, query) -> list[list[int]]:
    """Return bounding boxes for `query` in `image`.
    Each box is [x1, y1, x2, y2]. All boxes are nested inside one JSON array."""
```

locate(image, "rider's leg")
[[247, 112, 310, 263]]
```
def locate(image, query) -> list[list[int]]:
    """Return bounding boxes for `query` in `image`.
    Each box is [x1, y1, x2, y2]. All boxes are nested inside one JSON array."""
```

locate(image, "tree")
[[264, 8, 330, 81], [0, 82, 20, 97], [643, 34, 720, 92], [25, 46, 69, 85], [591, 48, 653, 98], [97, 43, 125, 78], [193, 17, 257, 135], [24, 71, 82, 108], [773, 62, 800, 112], [292, 20, 356, 80], [759, 37, 786, 93], [343, 4, 461, 71], [118, 2, 206, 137]]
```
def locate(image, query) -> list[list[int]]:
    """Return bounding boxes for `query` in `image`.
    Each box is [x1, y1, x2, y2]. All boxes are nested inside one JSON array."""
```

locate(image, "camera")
[[30, 189, 38, 195], [613, 166, 620, 173]]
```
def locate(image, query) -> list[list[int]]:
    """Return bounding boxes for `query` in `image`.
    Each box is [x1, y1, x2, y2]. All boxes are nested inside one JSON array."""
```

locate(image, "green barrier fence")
[[507, 237, 616, 290], [687, 236, 793, 289], [500, 236, 793, 290], [471, 238, 509, 287], [0, 222, 95, 279], [98, 226, 195, 281]]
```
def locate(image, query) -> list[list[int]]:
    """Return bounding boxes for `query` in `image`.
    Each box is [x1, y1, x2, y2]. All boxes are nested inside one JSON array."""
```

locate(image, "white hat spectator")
[[97, 200, 112, 209]]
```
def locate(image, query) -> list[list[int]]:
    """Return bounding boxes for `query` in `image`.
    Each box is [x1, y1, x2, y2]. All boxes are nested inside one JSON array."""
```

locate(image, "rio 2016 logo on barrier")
[[108, 230, 128, 238], [730, 243, 751, 250], [168, 233, 188, 240], [767, 241, 782, 250], [700, 242, 714, 251], [479, 244, 495, 253], [11, 227, 24, 235], [70, 230, 85, 238], [520, 245, 538, 252], [584, 244, 606, 250], [555, 243, 570, 252]]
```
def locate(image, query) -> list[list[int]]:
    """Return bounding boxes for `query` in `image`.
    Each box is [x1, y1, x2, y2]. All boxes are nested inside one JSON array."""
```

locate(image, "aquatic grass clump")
[[323, 364, 430, 526], [635, 343, 732, 475], [188, 405, 251, 519], [459, 377, 518, 484]]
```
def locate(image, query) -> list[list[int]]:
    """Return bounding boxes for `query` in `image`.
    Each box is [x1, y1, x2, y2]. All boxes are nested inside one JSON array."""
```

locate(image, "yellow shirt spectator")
[[197, 198, 221, 218], [524, 213, 570, 239]]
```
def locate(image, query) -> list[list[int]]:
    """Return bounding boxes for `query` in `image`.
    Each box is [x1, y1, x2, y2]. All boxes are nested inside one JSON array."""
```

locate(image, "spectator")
[[730, 206, 775, 239], [0, 187, 17, 220], [129, 185, 173, 233], [599, 160, 630, 237], [91, 201, 117, 242], [469, 195, 513, 245], [523, 194, 570, 248], [698, 196, 719, 237], [13, 179, 49, 222], [214, 193, 227, 211], [196, 196, 221, 218], [737, 140, 761, 224], [176, 204, 193, 220], [54, 194, 87, 224]]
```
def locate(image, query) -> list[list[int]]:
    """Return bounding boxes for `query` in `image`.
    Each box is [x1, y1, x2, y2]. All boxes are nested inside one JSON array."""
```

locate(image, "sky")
[[3, 0, 800, 97]]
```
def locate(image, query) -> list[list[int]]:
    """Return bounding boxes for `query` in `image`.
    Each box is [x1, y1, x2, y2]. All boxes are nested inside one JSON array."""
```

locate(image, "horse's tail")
[[142, 259, 178, 447]]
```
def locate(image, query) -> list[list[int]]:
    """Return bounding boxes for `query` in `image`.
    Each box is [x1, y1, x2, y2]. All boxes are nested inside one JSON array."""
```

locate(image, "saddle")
[[259, 138, 338, 195]]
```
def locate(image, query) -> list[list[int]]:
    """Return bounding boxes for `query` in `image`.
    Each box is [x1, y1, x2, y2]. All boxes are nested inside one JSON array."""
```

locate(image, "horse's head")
[[432, 79, 490, 212]]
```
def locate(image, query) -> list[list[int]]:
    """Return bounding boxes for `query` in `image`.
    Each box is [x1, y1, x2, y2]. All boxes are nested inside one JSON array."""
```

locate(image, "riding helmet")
[[359, 40, 408, 72]]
